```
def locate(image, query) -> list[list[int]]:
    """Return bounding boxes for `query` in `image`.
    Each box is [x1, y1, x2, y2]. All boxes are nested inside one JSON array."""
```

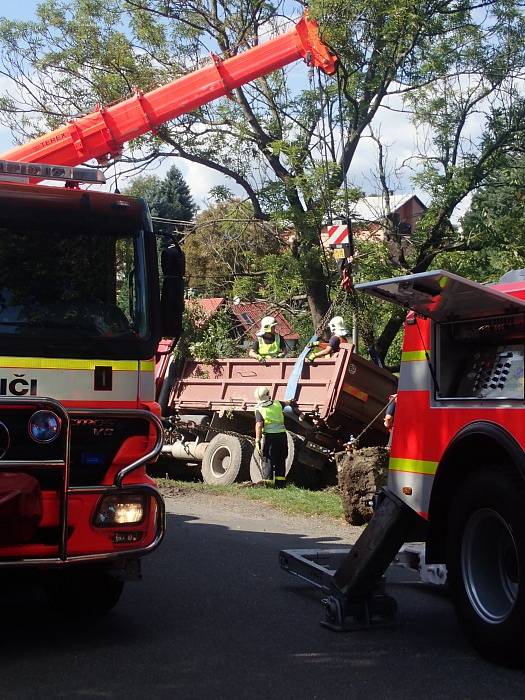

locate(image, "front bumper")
[[0, 398, 165, 567]]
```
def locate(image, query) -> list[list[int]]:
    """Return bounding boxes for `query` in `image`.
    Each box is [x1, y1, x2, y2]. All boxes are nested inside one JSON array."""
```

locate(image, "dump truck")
[[0, 13, 336, 612], [280, 268, 525, 667], [157, 344, 397, 485]]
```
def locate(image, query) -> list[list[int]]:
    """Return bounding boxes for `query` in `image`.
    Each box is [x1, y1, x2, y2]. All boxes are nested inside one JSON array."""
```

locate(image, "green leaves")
[[124, 166, 195, 221], [1, 0, 525, 359]]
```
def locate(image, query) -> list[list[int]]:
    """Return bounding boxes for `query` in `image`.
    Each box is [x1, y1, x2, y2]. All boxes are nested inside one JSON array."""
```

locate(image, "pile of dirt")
[[337, 446, 389, 525]]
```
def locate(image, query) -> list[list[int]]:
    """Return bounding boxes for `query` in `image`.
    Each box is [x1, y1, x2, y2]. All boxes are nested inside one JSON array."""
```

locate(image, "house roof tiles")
[[230, 302, 298, 340]]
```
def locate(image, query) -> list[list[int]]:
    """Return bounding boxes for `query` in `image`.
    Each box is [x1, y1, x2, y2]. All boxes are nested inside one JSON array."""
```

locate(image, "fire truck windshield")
[[0, 221, 153, 359]]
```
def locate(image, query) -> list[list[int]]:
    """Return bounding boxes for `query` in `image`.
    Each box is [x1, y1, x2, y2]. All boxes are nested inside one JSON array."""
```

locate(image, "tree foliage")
[[173, 304, 241, 362], [123, 165, 195, 221], [454, 158, 525, 280], [183, 198, 308, 307], [1, 1, 525, 361]]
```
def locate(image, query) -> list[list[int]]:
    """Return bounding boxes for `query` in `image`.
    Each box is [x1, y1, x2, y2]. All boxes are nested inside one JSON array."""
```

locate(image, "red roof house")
[[189, 298, 299, 348], [230, 302, 299, 342], [189, 297, 226, 321]]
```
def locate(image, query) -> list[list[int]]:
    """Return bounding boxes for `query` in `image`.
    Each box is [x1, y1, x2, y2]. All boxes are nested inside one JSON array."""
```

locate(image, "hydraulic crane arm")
[[1, 14, 336, 168]]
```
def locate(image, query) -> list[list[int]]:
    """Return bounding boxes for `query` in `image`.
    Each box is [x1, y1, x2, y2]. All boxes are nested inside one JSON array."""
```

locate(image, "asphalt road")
[[0, 492, 524, 699]]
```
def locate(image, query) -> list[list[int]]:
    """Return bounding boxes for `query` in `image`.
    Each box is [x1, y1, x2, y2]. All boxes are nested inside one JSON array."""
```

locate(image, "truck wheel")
[[250, 432, 295, 484], [201, 433, 251, 485], [447, 468, 525, 667], [44, 568, 124, 617]]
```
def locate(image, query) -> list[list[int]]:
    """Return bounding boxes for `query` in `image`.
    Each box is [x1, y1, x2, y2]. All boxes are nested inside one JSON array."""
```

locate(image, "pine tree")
[[124, 166, 195, 222], [150, 166, 195, 222]]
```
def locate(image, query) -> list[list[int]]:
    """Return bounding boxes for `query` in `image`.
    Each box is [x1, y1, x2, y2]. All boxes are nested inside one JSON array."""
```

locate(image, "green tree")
[[124, 166, 195, 221], [1, 1, 524, 361], [452, 160, 525, 279], [184, 199, 283, 295], [174, 304, 240, 361]]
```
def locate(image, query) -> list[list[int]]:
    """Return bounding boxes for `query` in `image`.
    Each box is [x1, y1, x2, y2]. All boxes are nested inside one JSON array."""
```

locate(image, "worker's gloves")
[[255, 439, 262, 455], [305, 356, 314, 364], [276, 352, 284, 358], [257, 355, 267, 364]]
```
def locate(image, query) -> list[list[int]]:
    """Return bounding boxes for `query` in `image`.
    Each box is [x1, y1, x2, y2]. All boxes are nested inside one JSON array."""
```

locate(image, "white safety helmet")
[[254, 386, 272, 405], [257, 315, 277, 337], [329, 315, 349, 337]]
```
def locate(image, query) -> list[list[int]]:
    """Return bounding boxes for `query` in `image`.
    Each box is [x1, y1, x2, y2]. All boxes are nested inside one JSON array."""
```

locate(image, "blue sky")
[[0, 1, 41, 153], [0, 0, 38, 21]]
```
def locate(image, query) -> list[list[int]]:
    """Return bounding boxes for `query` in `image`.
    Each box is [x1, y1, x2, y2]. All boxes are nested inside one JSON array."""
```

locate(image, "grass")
[[156, 478, 344, 520]]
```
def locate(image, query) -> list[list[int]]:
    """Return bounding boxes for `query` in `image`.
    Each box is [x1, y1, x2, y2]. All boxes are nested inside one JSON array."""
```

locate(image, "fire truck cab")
[[0, 161, 183, 615], [354, 269, 525, 665]]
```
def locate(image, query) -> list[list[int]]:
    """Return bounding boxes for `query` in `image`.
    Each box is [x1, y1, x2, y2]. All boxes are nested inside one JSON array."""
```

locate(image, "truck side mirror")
[[160, 242, 185, 340]]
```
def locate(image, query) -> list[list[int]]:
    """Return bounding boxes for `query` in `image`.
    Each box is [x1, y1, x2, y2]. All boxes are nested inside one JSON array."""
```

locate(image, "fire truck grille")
[[0, 410, 150, 487], [69, 416, 150, 486]]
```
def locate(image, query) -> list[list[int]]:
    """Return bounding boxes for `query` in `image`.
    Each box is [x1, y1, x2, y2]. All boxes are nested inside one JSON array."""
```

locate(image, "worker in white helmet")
[[305, 316, 351, 364], [248, 316, 288, 363], [253, 386, 303, 487]]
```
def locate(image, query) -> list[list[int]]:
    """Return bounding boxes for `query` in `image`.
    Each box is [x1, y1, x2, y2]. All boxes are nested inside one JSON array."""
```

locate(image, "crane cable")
[[334, 67, 379, 359], [335, 68, 354, 258]]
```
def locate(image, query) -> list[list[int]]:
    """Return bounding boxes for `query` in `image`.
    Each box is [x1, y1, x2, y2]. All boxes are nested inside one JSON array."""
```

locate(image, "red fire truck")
[[0, 15, 335, 614], [281, 268, 525, 667]]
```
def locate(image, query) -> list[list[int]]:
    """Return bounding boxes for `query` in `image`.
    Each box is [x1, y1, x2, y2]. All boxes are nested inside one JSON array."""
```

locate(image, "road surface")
[[0, 489, 523, 699]]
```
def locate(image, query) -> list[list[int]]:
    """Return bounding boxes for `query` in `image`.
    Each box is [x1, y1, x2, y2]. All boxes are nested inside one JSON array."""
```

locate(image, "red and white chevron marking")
[[321, 224, 349, 247]]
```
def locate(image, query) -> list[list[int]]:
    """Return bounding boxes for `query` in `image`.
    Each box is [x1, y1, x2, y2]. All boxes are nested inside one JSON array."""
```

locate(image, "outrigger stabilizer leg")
[[280, 489, 420, 631]]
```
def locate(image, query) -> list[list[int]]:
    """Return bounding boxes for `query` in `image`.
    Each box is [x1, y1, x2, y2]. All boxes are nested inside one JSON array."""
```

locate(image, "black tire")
[[201, 433, 251, 485], [249, 432, 296, 484], [43, 567, 124, 617], [447, 468, 525, 667]]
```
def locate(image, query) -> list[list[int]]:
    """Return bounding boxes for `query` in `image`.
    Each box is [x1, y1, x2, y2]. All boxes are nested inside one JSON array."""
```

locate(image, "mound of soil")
[[337, 446, 389, 525]]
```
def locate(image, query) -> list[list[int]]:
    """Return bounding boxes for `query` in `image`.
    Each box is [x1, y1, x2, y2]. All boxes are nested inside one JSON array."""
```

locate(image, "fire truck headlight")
[[94, 494, 146, 527], [28, 410, 62, 443]]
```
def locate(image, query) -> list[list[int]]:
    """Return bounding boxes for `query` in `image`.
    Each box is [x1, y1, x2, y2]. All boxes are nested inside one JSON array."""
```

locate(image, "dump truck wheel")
[[447, 468, 525, 667], [44, 568, 124, 617], [249, 432, 295, 484], [201, 433, 251, 485]]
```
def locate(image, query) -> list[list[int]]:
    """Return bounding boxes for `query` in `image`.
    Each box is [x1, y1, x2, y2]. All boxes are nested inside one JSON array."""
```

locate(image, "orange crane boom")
[[1, 14, 336, 168]]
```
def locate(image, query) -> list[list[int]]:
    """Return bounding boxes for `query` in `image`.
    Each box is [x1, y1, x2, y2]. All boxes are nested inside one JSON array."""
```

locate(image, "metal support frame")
[[280, 489, 423, 630]]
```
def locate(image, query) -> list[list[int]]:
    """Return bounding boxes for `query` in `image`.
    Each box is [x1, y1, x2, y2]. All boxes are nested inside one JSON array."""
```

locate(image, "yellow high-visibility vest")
[[257, 334, 281, 357], [257, 400, 286, 434]]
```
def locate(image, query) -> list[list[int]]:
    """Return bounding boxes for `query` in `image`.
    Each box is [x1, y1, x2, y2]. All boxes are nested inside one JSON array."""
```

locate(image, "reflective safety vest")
[[257, 400, 286, 434], [257, 334, 281, 357]]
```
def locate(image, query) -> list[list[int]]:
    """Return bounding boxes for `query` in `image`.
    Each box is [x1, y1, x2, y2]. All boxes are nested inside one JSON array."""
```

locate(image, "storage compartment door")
[[355, 270, 525, 322]]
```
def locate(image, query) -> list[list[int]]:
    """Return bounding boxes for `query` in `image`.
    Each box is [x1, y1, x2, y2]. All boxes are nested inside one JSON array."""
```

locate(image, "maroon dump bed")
[[170, 347, 397, 437]]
